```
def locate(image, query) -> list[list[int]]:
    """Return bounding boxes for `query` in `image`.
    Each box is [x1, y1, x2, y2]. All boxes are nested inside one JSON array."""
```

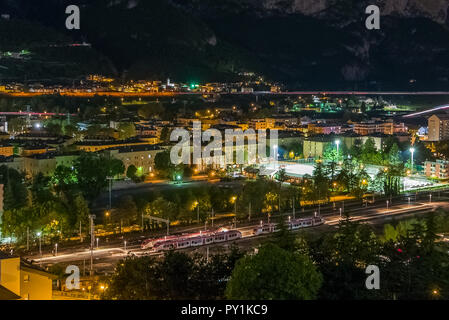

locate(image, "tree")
[[106, 158, 125, 178], [72, 153, 124, 201], [225, 243, 323, 300], [145, 197, 177, 221], [30, 173, 53, 204], [102, 255, 160, 300], [126, 165, 138, 180], [360, 138, 382, 165], [312, 161, 330, 202], [138, 102, 164, 119], [104, 249, 244, 300], [160, 127, 172, 144], [378, 215, 449, 300], [272, 216, 297, 252], [310, 217, 381, 299], [8, 117, 27, 134], [154, 150, 175, 178], [52, 165, 78, 196], [375, 163, 403, 196], [45, 122, 63, 136], [157, 251, 194, 299], [1, 167, 28, 211], [117, 122, 137, 140], [116, 196, 138, 226]]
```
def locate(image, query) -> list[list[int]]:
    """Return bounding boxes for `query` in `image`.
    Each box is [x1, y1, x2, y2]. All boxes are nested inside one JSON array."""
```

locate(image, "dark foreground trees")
[[225, 243, 323, 300], [102, 211, 449, 300], [102, 247, 243, 300]]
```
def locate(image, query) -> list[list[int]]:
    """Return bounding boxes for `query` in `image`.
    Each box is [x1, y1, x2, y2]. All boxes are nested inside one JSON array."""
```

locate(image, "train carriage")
[[143, 228, 243, 252]]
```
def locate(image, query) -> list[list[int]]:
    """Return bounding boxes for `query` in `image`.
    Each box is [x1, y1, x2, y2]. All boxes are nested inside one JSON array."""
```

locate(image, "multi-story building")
[[303, 133, 387, 159], [302, 136, 333, 158], [0, 252, 55, 300], [307, 123, 342, 135], [249, 118, 276, 130], [75, 138, 152, 152], [353, 120, 407, 135], [103, 144, 164, 176], [428, 114, 449, 141], [0, 144, 163, 178], [424, 159, 449, 179]]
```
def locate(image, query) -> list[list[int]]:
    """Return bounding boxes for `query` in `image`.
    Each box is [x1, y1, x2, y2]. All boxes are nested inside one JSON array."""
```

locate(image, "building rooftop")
[[430, 113, 449, 120], [75, 138, 145, 146], [0, 285, 20, 300], [0, 250, 17, 260], [110, 144, 163, 153]]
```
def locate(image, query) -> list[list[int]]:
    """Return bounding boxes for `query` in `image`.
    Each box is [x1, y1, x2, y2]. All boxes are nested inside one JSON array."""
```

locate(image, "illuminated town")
[[1, 0, 449, 305]]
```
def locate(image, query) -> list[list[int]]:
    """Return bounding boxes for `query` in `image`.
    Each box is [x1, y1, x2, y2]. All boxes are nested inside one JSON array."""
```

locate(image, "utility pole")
[[106, 176, 113, 211], [292, 197, 295, 219], [197, 204, 200, 223], [79, 221, 83, 243], [26, 227, 29, 251], [89, 214, 96, 276]]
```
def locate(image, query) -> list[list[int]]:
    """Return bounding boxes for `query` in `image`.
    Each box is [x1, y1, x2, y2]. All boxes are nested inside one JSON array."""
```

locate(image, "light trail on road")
[[4, 91, 449, 98]]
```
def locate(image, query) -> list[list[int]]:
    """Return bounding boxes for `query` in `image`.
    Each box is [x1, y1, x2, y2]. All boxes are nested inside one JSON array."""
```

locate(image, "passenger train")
[[252, 216, 324, 235], [141, 216, 324, 252], [141, 228, 242, 252]]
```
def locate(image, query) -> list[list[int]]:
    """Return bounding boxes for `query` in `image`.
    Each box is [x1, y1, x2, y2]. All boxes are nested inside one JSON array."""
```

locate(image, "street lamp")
[[37, 232, 42, 256], [386, 200, 389, 211], [273, 145, 278, 169], [105, 211, 110, 226], [194, 201, 200, 222], [429, 193, 432, 203], [124, 240, 127, 251], [231, 196, 237, 219], [55, 243, 58, 256], [96, 238, 99, 249], [335, 139, 340, 162], [409, 147, 415, 173]]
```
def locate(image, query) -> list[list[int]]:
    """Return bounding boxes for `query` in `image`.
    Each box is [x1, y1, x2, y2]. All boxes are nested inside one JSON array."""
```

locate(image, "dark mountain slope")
[[1, 0, 449, 89]]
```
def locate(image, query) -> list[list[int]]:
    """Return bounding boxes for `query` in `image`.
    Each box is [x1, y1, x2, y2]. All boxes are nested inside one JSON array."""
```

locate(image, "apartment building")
[[424, 159, 449, 179], [104, 144, 164, 176], [353, 120, 407, 135], [249, 118, 276, 130], [428, 114, 449, 141]]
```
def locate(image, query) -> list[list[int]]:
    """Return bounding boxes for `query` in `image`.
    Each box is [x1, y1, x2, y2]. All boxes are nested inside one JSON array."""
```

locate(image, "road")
[[4, 91, 449, 98], [27, 197, 449, 274]]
